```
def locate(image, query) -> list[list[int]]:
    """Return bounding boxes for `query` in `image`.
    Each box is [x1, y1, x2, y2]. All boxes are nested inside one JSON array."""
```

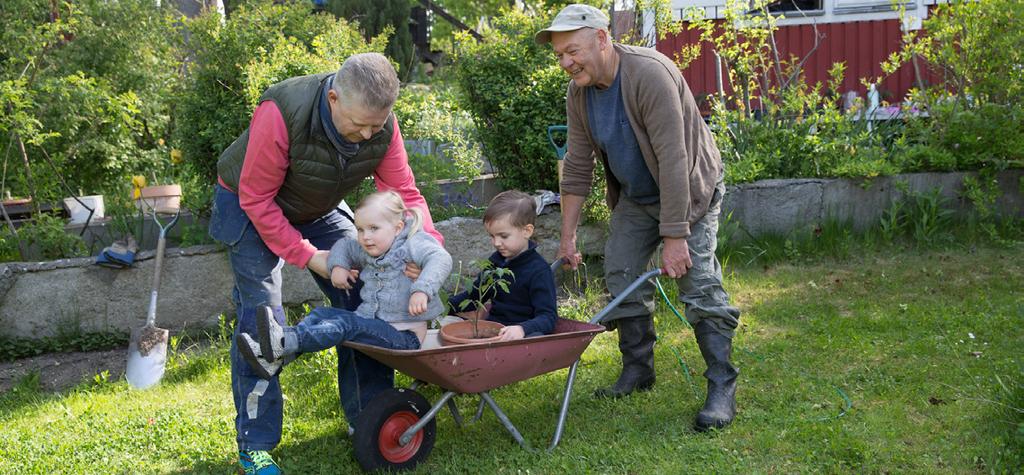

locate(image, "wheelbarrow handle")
[[588, 268, 664, 324], [549, 267, 663, 451]]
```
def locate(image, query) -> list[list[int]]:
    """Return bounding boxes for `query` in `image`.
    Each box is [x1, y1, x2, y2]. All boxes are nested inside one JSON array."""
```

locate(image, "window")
[[766, 0, 824, 14]]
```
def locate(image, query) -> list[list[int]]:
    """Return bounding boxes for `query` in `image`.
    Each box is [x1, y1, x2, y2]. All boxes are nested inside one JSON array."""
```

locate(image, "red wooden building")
[[654, 0, 950, 106]]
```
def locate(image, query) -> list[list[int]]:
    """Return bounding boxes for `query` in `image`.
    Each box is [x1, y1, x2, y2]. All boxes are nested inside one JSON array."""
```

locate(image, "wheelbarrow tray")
[[343, 318, 604, 394]]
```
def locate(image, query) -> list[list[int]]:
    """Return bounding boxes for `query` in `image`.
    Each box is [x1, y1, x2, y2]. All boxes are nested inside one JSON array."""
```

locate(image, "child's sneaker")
[[257, 306, 287, 362], [238, 450, 281, 475], [236, 333, 282, 380]]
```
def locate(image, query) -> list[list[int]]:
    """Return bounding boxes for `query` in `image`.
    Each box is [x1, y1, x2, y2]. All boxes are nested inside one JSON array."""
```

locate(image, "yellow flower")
[[170, 148, 183, 164], [158, 138, 165, 146], [131, 175, 146, 199]]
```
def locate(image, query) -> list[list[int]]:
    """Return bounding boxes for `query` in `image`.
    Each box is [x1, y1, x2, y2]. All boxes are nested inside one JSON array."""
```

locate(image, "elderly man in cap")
[[537, 4, 741, 432]]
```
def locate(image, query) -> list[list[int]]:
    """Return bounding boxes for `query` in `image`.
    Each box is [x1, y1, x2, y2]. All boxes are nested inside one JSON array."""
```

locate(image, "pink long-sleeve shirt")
[[218, 101, 443, 269]]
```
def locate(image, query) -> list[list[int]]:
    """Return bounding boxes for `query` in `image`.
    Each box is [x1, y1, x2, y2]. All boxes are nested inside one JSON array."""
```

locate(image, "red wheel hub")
[[378, 411, 422, 463]]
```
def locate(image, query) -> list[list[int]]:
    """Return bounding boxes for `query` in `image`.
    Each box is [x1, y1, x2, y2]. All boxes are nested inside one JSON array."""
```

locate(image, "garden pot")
[[438, 320, 504, 346], [63, 195, 105, 224], [135, 184, 181, 215]]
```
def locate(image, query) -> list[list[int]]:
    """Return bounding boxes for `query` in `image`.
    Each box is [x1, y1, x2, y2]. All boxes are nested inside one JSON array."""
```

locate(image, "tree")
[[325, 0, 414, 81]]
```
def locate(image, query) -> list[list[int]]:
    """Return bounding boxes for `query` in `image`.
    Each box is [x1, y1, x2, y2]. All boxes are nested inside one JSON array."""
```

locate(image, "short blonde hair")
[[355, 191, 423, 237]]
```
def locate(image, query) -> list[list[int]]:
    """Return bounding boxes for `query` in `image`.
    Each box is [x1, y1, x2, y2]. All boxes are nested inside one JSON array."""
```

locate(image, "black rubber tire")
[[352, 388, 436, 472]]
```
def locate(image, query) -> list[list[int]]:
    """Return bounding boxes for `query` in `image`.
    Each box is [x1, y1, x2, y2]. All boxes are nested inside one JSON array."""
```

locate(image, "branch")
[[418, 0, 483, 42]]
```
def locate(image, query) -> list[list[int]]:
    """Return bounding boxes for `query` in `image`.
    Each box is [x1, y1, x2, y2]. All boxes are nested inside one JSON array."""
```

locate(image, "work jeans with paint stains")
[[601, 175, 741, 338], [209, 184, 397, 451]]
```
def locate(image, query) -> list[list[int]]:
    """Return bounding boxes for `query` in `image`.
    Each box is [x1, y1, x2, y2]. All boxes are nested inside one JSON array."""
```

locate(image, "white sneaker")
[[236, 332, 282, 380], [257, 306, 287, 363]]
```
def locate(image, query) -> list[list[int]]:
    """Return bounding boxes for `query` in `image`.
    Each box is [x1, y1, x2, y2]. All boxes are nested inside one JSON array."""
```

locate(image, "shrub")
[[0, 0, 180, 203], [393, 83, 483, 181], [174, 0, 389, 182], [451, 9, 565, 192]]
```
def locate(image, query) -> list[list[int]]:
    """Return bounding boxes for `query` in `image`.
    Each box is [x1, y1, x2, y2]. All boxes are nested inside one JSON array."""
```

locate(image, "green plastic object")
[[547, 125, 568, 160]]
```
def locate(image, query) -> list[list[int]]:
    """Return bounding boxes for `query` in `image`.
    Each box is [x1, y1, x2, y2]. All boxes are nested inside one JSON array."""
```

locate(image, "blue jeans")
[[208, 184, 395, 451], [291, 307, 420, 421]]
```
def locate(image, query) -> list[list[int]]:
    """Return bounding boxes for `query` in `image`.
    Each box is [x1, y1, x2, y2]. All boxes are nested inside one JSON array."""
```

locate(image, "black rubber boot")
[[693, 320, 738, 431], [594, 316, 656, 398]]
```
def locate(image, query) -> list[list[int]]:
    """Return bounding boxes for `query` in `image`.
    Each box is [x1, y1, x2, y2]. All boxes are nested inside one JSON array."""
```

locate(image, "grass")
[[0, 243, 1021, 473]]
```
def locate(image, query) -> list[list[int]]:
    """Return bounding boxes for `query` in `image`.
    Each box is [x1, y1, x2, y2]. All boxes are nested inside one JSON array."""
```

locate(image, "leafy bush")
[[0, 0, 180, 202], [452, 9, 566, 192], [174, 0, 389, 182], [393, 84, 483, 181], [1, 213, 88, 260]]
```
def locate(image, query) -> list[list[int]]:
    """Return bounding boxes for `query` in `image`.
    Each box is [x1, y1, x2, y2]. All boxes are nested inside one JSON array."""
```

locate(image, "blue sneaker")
[[238, 450, 281, 475]]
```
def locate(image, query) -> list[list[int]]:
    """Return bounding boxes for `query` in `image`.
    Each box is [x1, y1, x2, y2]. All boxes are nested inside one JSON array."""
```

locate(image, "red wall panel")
[[658, 19, 928, 107]]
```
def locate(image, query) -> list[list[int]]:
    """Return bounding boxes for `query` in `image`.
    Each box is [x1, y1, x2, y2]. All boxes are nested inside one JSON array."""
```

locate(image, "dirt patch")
[[0, 347, 128, 393]]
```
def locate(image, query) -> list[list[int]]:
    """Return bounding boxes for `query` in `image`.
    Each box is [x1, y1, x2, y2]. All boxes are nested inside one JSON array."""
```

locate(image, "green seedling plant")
[[454, 259, 513, 338]]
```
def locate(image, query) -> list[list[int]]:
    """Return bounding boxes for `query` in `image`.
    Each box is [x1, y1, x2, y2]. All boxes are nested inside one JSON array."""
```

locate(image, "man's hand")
[[556, 235, 583, 270], [556, 193, 586, 270], [408, 291, 428, 316], [331, 267, 358, 290], [307, 250, 330, 278], [662, 237, 693, 278], [498, 325, 525, 341], [404, 262, 422, 280]]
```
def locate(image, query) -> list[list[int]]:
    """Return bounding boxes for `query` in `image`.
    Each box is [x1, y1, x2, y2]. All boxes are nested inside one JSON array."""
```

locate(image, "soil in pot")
[[439, 320, 505, 346]]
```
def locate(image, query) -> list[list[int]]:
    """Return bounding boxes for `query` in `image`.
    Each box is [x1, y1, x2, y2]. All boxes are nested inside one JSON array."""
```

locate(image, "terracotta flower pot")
[[135, 184, 182, 215], [438, 320, 505, 346]]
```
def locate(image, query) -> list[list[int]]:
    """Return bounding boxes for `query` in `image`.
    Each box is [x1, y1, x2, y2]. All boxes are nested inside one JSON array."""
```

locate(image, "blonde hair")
[[355, 191, 423, 237]]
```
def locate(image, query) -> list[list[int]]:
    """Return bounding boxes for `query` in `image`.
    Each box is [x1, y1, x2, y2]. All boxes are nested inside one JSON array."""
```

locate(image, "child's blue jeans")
[[291, 307, 421, 422]]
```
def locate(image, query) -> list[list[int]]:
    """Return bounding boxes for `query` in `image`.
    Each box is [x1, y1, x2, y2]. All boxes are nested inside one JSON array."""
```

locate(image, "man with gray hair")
[[210, 52, 443, 474], [537, 5, 741, 433]]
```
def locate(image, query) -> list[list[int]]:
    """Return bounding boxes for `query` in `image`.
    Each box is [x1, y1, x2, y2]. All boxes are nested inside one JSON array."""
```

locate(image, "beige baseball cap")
[[535, 4, 609, 45]]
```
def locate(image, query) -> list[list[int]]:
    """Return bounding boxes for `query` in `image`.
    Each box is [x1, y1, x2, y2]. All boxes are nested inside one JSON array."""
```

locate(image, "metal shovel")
[[126, 210, 179, 389]]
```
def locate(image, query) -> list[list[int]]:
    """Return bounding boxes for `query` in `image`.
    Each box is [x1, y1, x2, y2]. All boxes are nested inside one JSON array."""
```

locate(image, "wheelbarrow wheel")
[[353, 388, 436, 472]]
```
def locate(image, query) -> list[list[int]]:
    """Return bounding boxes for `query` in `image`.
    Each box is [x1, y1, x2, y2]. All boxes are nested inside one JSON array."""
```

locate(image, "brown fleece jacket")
[[561, 43, 722, 239]]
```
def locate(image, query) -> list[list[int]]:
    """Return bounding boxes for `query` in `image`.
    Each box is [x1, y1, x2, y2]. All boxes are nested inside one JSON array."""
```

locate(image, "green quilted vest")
[[217, 72, 394, 223]]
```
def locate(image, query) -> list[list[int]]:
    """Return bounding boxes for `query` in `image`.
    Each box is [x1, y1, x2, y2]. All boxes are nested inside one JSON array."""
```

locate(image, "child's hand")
[[408, 291, 429, 316], [498, 325, 525, 341], [331, 267, 357, 290]]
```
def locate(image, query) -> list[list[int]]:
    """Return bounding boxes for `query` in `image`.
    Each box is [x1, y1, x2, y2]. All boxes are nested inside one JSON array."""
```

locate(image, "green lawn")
[[1, 246, 1021, 474]]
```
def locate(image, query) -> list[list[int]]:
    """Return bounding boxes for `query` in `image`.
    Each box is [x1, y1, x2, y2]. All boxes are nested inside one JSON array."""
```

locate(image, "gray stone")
[[2, 170, 1020, 341]]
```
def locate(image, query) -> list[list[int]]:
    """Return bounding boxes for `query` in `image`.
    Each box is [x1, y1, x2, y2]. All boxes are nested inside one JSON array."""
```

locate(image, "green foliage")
[[884, 0, 1024, 108], [452, 9, 565, 192], [2, 213, 87, 260], [324, 0, 414, 81], [174, 0, 388, 182], [0, 330, 127, 362], [451, 259, 513, 338], [0, 0, 180, 202], [393, 84, 482, 181]]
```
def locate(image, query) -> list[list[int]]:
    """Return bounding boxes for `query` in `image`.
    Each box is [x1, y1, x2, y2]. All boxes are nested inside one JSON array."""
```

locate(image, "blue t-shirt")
[[585, 68, 659, 204]]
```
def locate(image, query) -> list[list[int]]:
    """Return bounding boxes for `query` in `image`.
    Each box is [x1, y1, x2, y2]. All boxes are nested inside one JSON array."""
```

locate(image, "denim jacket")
[[327, 218, 452, 323]]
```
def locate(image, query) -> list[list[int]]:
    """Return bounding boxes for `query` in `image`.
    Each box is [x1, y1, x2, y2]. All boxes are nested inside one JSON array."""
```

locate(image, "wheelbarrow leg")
[[479, 392, 527, 448], [549, 358, 581, 451], [446, 397, 464, 427], [473, 396, 486, 422], [399, 390, 457, 446]]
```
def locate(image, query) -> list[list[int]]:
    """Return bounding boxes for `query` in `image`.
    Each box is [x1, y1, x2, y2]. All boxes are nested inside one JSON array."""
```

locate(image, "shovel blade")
[[126, 325, 169, 390]]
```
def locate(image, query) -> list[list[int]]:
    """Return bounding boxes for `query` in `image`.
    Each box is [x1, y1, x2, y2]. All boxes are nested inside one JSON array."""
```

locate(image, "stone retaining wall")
[[2, 169, 1020, 339]]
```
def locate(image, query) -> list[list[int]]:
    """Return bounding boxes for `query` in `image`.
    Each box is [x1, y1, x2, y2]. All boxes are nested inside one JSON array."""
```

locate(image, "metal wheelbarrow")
[[343, 265, 664, 472]]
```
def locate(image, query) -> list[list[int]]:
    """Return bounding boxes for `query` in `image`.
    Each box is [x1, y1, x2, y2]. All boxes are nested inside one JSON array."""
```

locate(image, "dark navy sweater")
[[447, 241, 558, 336]]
